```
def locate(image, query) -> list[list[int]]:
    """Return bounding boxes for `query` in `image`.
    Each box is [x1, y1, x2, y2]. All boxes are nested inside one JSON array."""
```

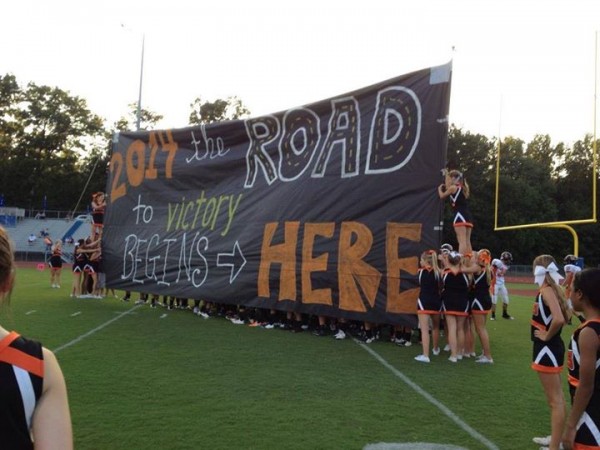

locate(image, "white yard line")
[[53, 305, 142, 354], [70, 311, 82, 317], [25, 310, 37, 315], [354, 339, 499, 450]]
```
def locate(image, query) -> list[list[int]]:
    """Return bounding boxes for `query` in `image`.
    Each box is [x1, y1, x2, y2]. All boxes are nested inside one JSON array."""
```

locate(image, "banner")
[[103, 62, 452, 326]]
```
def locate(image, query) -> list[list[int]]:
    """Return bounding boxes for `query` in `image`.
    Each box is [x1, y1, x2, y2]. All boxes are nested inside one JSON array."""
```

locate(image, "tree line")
[[0, 73, 597, 266]]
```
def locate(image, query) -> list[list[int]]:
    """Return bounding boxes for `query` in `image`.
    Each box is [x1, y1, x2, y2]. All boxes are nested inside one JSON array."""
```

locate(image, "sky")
[[1, 0, 599, 144]]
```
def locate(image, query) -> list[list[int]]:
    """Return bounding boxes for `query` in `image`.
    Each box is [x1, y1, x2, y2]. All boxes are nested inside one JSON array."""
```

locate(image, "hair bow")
[[534, 262, 564, 287]]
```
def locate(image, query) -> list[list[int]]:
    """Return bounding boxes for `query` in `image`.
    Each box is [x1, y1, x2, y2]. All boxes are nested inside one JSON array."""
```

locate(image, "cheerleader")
[[563, 254, 584, 324], [48, 240, 63, 288], [438, 169, 473, 254], [91, 192, 106, 240], [441, 251, 470, 362], [463, 250, 494, 363], [531, 255, 568, 450], [414, 250, 442, 363], [562, 268, 600, 450], [70, 240, 87, 298]]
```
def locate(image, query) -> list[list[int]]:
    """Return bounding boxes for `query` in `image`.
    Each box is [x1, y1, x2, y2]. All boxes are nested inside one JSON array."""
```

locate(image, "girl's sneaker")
[[432, 347, 441, 356], [414, 354, 430, 363]]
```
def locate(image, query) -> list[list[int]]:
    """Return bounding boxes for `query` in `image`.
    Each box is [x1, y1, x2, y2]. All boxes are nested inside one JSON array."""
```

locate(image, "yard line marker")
[[70, 311, 82, 317], [354, 339, 499, 450], [25, 310, 37, 315], [53, 305, 142, 354]]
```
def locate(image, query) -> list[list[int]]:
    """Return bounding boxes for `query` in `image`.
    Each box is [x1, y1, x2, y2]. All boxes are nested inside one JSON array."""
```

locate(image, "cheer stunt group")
[[437, 168, 600, 450]]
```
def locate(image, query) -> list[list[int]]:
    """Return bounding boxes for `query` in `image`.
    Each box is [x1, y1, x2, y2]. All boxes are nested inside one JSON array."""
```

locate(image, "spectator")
[[28, 233, 36, 245]]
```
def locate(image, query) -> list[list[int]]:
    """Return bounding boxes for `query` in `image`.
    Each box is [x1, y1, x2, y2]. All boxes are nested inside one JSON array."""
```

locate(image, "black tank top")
[[0, 332, 44, 450]]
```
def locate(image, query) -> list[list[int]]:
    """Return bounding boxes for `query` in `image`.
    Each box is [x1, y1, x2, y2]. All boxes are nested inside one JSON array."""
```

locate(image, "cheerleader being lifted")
[[438, 169, 473, 255]]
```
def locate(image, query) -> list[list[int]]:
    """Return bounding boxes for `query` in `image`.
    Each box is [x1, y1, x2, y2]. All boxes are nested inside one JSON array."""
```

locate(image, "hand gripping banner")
[[103, 62, 452, 326]]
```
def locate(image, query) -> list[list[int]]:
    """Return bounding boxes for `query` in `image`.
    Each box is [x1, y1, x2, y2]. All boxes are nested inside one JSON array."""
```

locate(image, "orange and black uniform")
[[49, 247, 62, 269], [441, 269, 470, 316], [92, 202, 104, 228], [449, 183, 473, 228], [567, 319, 600, 448], [530, 292, 565, 373], [0, 332, 44, 449], [471, 270, 492, 314], [417, 268, 441, 314]]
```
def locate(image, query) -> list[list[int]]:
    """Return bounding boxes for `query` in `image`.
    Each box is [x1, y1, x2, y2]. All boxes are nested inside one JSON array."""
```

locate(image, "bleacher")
[[7, 216, 92, 262]]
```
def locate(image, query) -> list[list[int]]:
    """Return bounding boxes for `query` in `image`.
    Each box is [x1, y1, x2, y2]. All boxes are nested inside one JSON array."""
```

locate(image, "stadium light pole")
[[121, 24, 145, 131], [135, 34, 145, 131]]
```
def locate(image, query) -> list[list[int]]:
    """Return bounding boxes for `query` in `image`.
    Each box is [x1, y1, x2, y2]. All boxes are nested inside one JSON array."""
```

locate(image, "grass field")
[[4, 267, 573, 449]]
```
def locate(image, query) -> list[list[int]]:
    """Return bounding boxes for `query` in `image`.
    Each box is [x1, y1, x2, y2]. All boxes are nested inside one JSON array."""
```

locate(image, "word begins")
[[121, 231, 209, 287]]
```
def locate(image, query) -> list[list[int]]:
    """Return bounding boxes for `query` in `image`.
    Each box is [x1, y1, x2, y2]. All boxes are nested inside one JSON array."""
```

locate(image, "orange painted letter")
[[338, 222, 381, 312], [258, 222, 299, 301], [386, 223, 421, 313], [302, 223, 335, 305]]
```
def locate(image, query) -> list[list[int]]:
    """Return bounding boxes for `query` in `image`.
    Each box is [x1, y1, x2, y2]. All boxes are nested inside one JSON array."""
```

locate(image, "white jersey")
[[491, 259, 509, 286], [564, 264, 582, 276]]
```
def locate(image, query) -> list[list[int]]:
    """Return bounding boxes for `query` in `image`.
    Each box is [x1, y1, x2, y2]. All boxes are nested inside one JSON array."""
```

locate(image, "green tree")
[[0, 76, 105, 212], [188, 96, 250, 125]]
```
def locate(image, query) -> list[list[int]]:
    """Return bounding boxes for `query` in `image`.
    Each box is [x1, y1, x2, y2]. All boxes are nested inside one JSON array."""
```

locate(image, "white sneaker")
[[263, 324, 275, 329], [448, 356, 458, 363], [432, 347, 440, 356], [475, 356, 494, 364], [414, 354, 430, 363], [334, 330, 346, 340], [403, 341, 412, 347], [532, 436, 551, 446], [230, 318, 244, 325], [443, 344, 451, 352], [199, 312, 209, 319]]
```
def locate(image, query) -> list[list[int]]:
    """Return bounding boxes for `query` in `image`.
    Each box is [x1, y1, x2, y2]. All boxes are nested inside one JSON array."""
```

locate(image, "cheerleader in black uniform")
[[531, 255, 568, 450], [414, 250, 442, 363], [441, 251, 470, 362], [438, 169, 473, 255], [91, 192, 105, 240], [70, 239, 87, 298], [563, 268, 600, 450], [463, 249, 494, 363], [48, 240, 63, 288]]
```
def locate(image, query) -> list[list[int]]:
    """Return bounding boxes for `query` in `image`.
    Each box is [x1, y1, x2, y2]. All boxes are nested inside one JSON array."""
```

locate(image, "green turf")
[[3, 268, 574, 449]]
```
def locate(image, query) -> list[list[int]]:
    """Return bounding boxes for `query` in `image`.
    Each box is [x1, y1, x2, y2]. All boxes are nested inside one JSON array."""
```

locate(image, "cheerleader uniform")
[[566, 319, 600, 448], [72, 248, 87, 273], [48, 247, 62, 270], [530, 292, 565, 373], [417, 268, 441, 315], [449, 183, 473, 228], [441, 269, 470, 316], [471, 270, 492, 315], [92, 196, 105, 230], [0, 332, 44, 450]]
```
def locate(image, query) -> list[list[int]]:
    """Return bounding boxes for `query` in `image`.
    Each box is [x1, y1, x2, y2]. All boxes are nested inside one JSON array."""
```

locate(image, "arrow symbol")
[[216, 241, 246, 284]]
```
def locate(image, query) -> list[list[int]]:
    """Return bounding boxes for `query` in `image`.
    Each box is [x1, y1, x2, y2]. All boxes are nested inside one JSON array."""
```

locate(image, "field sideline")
[[6, 267, 565, 449]]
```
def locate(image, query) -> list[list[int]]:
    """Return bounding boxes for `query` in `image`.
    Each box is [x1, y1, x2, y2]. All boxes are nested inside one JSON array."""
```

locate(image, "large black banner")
[[103, 62, 452, 326]]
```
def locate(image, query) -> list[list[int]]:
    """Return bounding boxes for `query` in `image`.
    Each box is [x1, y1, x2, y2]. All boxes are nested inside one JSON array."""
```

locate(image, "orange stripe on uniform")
[[573, 443, 600, 449], [530, 320, 546, 331], [0, 331, 20, 352], [531, 362, 563, 374], [0, 347, 44, 378]]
